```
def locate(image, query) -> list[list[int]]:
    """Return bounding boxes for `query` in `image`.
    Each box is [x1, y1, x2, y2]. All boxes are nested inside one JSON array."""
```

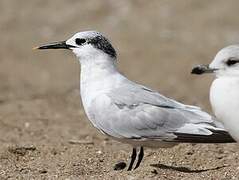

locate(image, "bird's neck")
[[79, 55, 118, 85], [79, 55, 125, 109]]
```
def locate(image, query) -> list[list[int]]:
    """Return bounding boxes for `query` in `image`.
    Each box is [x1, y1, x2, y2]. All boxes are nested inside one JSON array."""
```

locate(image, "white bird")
[[192, 45, 239, 143], [35, 31, 235, 171]]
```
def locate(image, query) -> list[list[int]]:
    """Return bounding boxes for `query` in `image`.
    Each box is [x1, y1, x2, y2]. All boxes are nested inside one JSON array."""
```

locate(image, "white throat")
[[79, 51, 117, 87], [77, 50, 125, 111]]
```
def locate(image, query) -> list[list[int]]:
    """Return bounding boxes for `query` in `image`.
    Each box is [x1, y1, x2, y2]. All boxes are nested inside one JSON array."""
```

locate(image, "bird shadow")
[[150, 163, 226, 173]]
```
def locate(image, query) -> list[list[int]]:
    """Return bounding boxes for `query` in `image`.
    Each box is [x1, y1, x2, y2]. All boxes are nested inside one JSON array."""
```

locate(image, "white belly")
[[210, 77, 239, 142]]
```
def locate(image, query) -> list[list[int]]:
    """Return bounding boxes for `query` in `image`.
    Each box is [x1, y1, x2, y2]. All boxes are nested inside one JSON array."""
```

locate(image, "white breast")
[[210, 77, 239, 141], [79, 59, 126, 126]]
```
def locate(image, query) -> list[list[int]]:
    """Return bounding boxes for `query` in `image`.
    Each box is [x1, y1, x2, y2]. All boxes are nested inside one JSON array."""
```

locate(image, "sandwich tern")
[[192, 45, 239, 143], [35, 31, 235, 171]]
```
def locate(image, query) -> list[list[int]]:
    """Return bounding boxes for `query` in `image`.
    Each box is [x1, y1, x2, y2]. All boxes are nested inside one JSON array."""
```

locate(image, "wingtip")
[[172, 130, 236, 143]]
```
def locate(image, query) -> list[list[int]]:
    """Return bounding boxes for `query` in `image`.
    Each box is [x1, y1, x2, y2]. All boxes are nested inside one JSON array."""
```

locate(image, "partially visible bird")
[[192, 45, 239, 143]]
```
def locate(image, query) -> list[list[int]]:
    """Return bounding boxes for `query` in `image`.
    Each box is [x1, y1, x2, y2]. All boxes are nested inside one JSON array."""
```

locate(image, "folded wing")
[[90, 82, 235, 143]]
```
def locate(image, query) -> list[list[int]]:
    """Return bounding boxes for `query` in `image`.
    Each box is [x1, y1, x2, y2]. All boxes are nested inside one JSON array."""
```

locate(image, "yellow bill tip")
[[32, 46, 39, 50]]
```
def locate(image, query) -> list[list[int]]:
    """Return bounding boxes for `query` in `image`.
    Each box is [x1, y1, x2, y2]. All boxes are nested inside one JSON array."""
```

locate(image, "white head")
[[35, 30, 117, 63], [192, 45, 239, 77]]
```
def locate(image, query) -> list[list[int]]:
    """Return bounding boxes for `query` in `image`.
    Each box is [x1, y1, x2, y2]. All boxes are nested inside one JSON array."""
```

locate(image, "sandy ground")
[[1, 0, 239, 179]]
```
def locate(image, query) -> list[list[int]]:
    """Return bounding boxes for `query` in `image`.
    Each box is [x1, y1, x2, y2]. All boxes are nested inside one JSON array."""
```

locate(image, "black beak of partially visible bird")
[[33, 41, 76, 50], [191, 64, 217, 75]]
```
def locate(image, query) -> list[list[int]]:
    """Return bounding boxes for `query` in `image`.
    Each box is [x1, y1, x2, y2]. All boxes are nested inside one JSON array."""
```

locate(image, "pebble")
[[113, 161, 127, 170]]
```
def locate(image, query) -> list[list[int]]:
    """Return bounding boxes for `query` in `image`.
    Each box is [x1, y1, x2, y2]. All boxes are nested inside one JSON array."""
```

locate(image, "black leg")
[[127, 148, 137, 171], [134, 147, 144, 170]]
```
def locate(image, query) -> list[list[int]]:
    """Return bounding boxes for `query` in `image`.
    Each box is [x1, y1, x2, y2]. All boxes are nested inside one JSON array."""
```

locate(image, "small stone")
[[186, 151, 193, 155], [39, 169, 47, 174], [68, 139, 94, 145], [8, 145, 36, 156], [151, 169, 158, 174], [96, 150, 102, 154], [114, 161, 127, 171], [24, 122, 30, 128]]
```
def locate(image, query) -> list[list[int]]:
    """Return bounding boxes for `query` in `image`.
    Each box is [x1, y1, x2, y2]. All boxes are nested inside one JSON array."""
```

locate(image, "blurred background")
[[1, 0, 239, 179]]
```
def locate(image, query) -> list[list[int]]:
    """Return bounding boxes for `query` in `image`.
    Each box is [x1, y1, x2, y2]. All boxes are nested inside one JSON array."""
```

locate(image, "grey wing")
[[90, 83, 232, 143]]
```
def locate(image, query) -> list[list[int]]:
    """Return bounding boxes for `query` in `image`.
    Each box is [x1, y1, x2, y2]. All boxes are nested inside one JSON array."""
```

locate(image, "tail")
[[172, 129, 236, 143], [174, 105, 236, 143]]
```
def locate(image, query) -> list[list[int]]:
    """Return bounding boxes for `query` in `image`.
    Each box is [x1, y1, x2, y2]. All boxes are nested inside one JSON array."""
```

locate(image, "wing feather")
[[88, 82, 230, 142]]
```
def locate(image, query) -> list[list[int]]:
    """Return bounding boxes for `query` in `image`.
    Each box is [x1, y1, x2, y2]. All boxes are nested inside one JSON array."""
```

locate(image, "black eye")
[[226, 59, 239, 66], [75, 38, 86, 45]]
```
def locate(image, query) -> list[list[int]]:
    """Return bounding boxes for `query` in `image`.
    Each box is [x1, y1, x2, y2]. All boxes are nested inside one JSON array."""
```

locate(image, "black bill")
[[33, 41, 76, 50], [191, 64, 217, 75]]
